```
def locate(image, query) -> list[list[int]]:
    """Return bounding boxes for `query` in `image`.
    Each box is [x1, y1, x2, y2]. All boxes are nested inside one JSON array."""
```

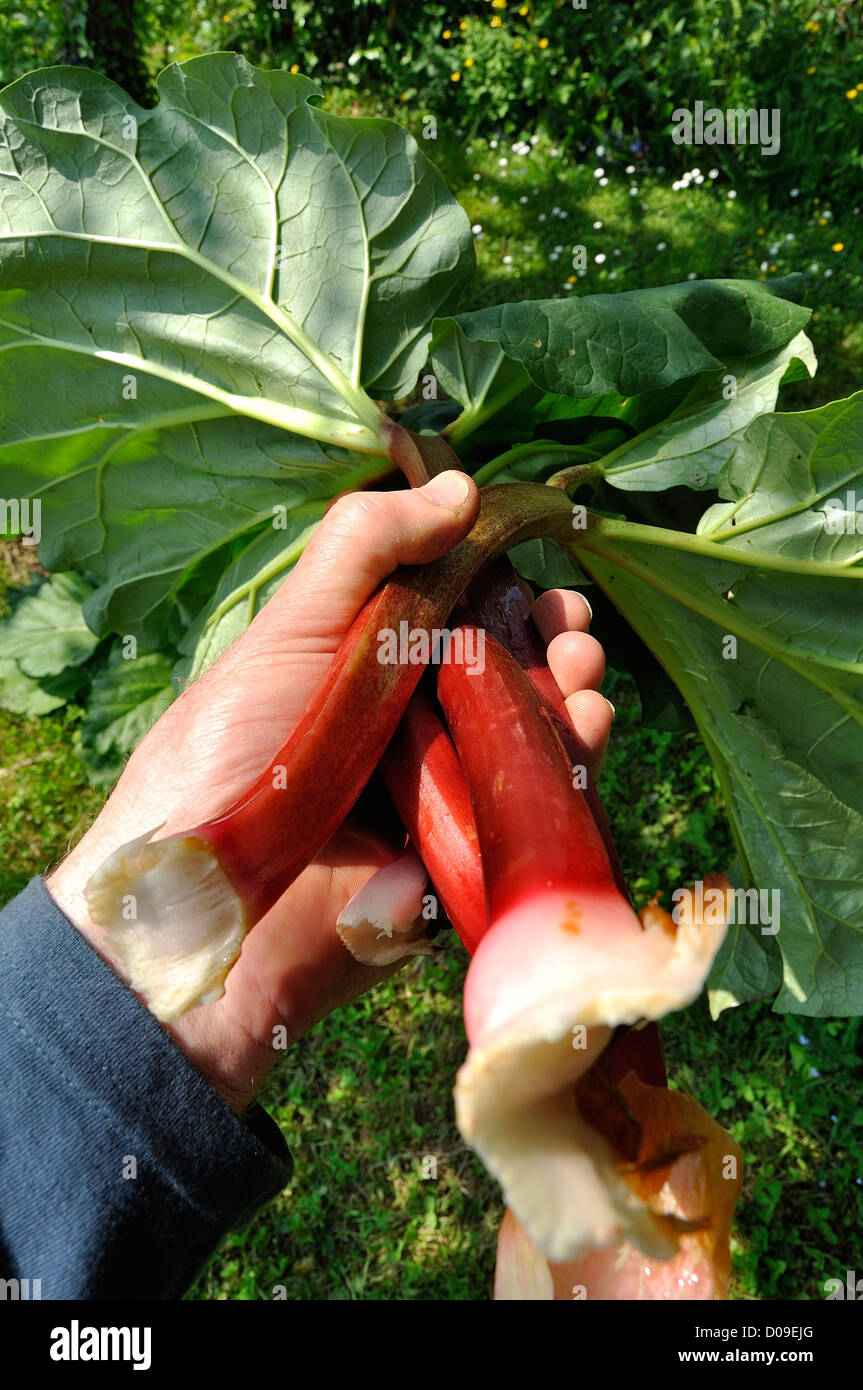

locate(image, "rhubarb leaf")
[[0, 573, 100, 677], [433, 277, 810, 445], [80, 649, 175, 784], [178, 513, 322, 682], [598, 330, 816, 492], [573, 393, 863, 1015], [0, 54, 473, 637], [0, 659, 71, 715]]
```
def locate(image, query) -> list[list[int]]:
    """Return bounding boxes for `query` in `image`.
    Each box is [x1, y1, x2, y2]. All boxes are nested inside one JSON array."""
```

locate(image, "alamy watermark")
[[671, 102, 780, 157], [821, 492, 863, 534], [0, 496, 41, 545], [672, 879, 780, 935], [377, 623, 485, 674]]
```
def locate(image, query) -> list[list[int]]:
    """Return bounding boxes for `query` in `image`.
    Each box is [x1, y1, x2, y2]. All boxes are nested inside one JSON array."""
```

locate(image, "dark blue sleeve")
[[0, 877, 293, 1300]]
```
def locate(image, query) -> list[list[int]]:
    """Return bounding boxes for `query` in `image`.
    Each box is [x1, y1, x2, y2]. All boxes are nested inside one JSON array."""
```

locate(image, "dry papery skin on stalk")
[[436, 628, 731, 1268], [84, 483, 577, 1020], [494, 1018, 743, 1300]]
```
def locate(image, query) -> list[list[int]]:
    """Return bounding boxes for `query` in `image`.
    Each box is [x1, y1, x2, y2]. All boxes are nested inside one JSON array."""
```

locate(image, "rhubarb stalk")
[[85, 483, 576, 1020], [380, 684, 487, 954], [436, 627, 729, 1264]]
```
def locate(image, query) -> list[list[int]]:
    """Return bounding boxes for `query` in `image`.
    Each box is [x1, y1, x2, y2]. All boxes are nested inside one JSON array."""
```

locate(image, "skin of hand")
[[47, 471, 614, 1116]]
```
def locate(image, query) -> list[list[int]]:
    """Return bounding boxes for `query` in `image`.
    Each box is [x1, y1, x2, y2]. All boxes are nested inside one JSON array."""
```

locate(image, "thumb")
[[262, 471, 479, 645]]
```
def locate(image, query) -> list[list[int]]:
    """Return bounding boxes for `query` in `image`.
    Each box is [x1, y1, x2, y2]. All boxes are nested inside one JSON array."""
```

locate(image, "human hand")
[[47, 471, 613, 1114]]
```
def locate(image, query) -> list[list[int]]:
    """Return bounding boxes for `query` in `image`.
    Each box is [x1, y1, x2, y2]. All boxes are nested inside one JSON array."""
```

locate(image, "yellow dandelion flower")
[[538, 36, 549, 47], [451, 70, 461, 81], [818, 216, 828, 225], [846, 89, 858, 99], [566, 275, 577, 283], [757, 273, 767, 280], [514, 38, 522, 48], [464, 57, 474, 67], [806, 65, 816, 75], [857, 83, 863, 91], [492, 0, 507, 8], [290, 64, 299, 74], [832, 242, 844, 252], [769, 265, 777, 272], [519, 3, 528, 11], [805, 19, 820, 32], [756, 227, 764, 235], [443, 29, 451, 38], [460, 19, 468, 29], [490, 14, 502, 25]]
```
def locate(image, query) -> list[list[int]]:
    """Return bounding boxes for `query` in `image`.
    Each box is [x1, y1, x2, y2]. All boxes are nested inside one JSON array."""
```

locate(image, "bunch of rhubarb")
[[85, 475, 740, 1300]]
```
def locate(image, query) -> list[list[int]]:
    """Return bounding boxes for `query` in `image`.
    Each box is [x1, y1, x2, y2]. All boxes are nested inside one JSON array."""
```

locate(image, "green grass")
[[2, 95, 862, 1301]]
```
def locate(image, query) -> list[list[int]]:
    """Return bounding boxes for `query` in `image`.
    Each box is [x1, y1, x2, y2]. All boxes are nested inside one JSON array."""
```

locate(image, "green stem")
[[582, 516, 863, 582], [577, 528, 863, 695], [444, 374, 530, 449], [472, 442, 598, 487]]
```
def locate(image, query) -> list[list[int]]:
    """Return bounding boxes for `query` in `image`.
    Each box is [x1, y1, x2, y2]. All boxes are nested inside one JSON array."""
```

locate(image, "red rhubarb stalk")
[[380, 684, 487, 954], [464, 556, 627, 896], [436, 626, 729, 1265], [85, 483, 577, 1020]]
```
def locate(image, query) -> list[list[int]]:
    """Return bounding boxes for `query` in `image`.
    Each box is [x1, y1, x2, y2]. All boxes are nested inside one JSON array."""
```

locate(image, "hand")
[[47, 471, 614, 1114]]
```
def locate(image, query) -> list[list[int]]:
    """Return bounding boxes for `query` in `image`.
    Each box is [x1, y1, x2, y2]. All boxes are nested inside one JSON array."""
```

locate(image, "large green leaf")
[[79, 649, 175, 784], [0, 54, 473, 638], [0, 572, 99, 675], [572, 393, 863, 1015], [177, 513, 322, 682], [431, 277, 810, 446], [598, 330, 816, 492]]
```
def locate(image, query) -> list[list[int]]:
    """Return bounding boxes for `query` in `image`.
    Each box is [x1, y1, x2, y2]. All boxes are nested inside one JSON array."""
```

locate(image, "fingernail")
[[579, 592, 594, 623], [604, 697, 616, 718], [422, 470, 471, 509]]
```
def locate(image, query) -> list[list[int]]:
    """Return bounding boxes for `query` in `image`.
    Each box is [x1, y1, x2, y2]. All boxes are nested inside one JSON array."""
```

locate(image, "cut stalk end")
[[85, 829, 248, 1021]]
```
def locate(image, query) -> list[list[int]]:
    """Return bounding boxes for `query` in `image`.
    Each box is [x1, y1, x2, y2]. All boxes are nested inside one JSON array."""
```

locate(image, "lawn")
[[1, 87, 861, 1302]]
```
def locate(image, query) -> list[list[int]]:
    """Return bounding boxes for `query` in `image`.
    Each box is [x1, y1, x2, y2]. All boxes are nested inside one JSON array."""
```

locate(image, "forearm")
[[0, 878, 292, 1299]]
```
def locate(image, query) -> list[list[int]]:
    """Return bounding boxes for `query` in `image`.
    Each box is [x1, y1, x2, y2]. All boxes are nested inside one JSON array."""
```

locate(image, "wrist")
[[45, 850, 273, 1116]]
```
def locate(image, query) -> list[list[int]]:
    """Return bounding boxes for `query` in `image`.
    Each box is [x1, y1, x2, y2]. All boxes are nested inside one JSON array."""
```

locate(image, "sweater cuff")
[[0, 876, 293, 1299]]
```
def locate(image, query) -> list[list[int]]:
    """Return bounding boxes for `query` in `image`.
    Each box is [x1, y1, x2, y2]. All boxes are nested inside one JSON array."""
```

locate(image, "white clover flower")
[[727, 190, 737, 199], [656, 242, 666, 251], [593, 220, 603, 229], [593, 168, 604, 178], [709, 168, 719, 178], [471, 224, 483, 236], [595, 252, 606, 264], [503, 254, 513, 265]]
